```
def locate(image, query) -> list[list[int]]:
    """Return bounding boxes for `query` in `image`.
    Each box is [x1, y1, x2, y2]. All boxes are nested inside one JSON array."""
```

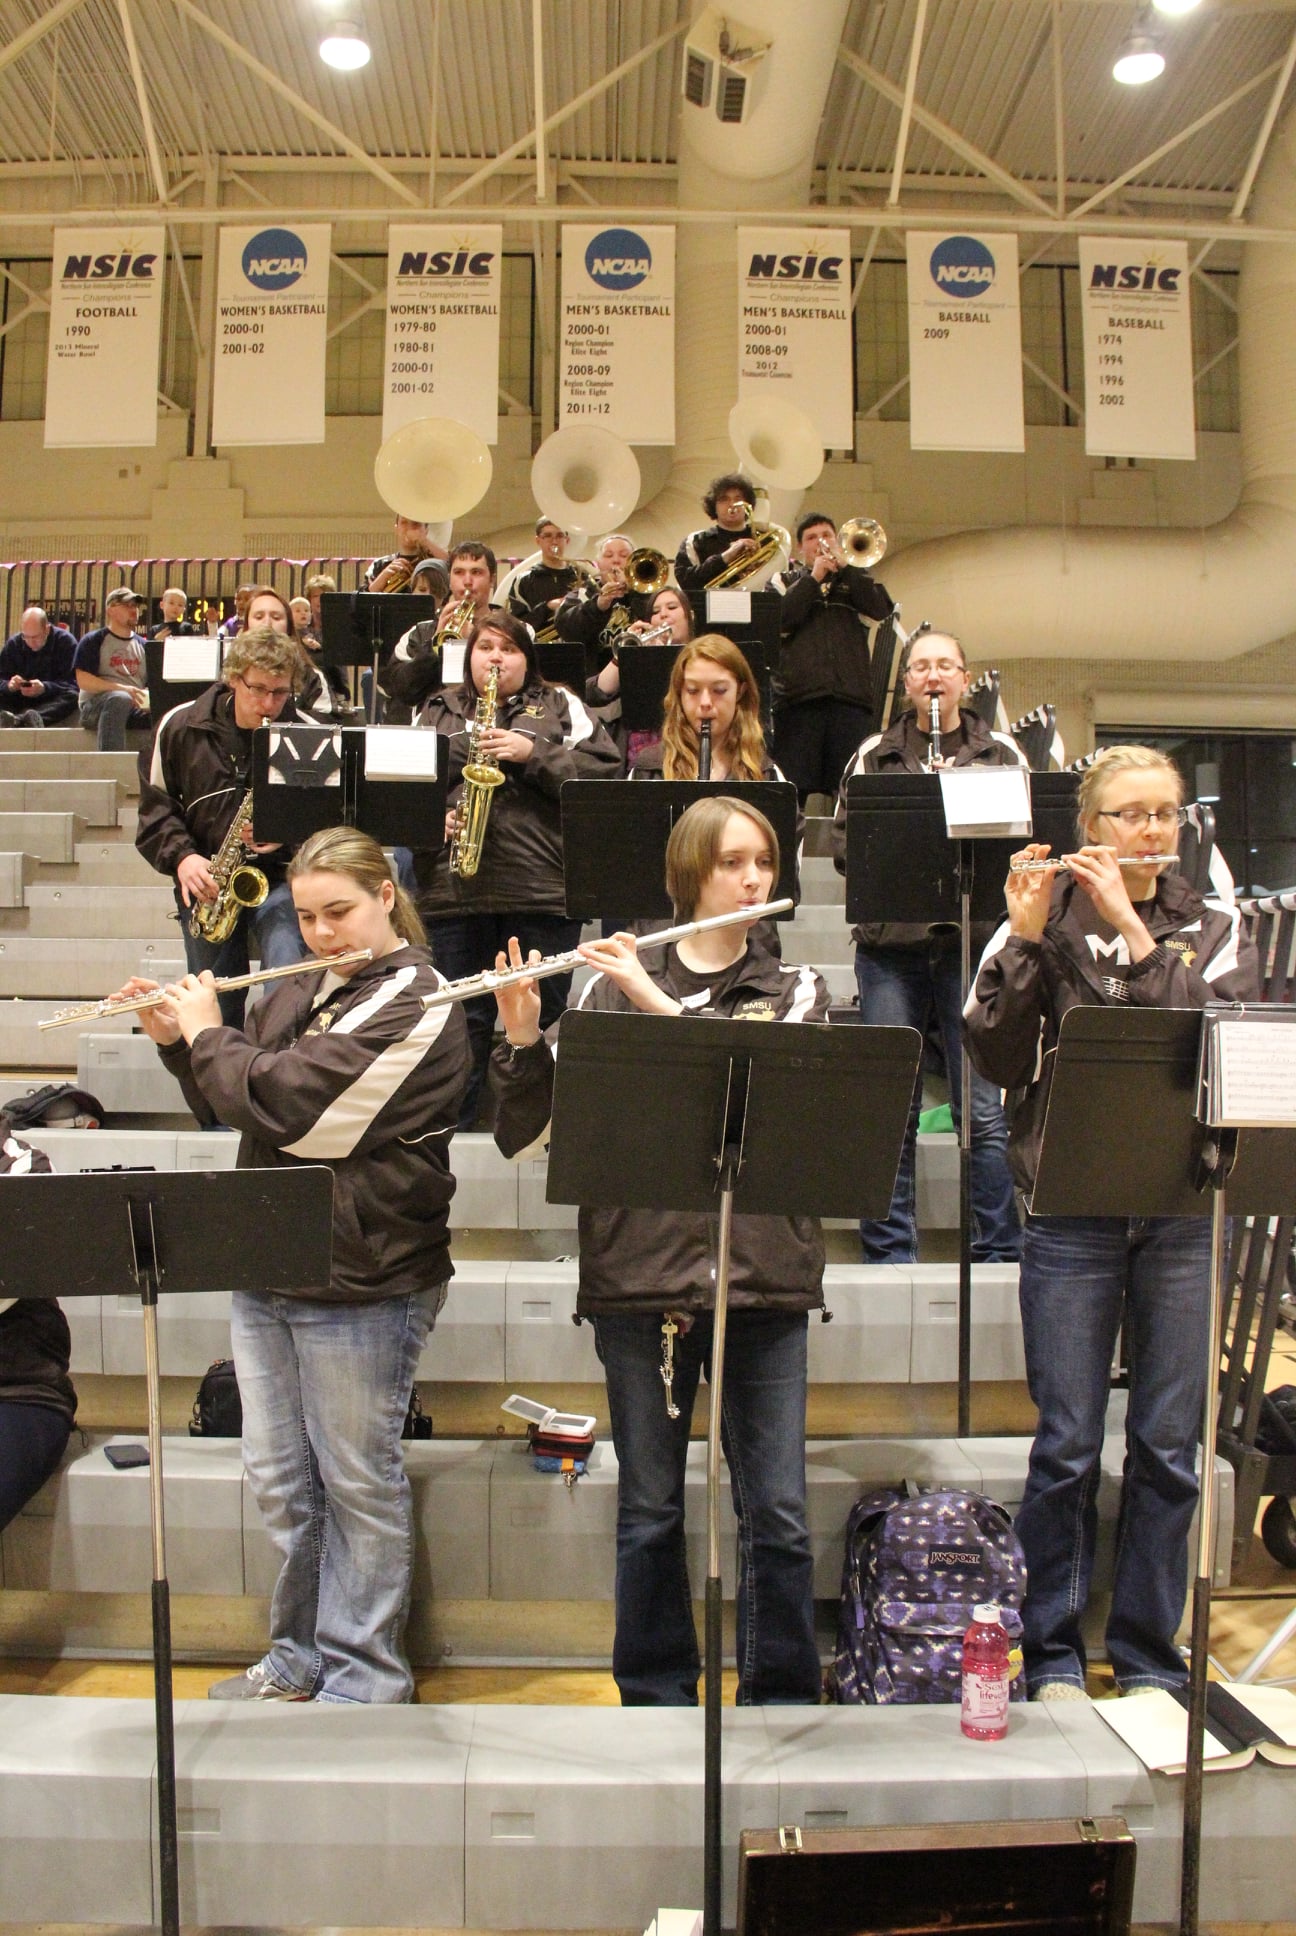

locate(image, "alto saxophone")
[[448, 666, 506, 879], [190, 789, 270, 943]]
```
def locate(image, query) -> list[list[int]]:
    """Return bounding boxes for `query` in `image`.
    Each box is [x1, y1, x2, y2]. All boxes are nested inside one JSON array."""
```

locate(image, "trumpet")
[[419, 900, 794, 1009], [437, 592, 477, 642], [1008, 855, 1180, 875], [624, 618, 675, 650], [39, 951, 374, 1031]]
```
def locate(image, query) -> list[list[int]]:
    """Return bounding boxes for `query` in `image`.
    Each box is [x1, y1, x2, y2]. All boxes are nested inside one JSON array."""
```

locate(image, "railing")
[[0, 555, 372, 637]]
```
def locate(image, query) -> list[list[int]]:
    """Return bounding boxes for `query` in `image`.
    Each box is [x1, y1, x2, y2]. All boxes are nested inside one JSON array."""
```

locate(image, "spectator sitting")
[[75, 589, 149, 750], [0, 606, 80, 729], [0, 1116, 76, 1534]]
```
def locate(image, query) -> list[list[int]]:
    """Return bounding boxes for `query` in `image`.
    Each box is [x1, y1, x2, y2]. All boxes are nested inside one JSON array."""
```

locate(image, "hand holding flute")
[[105, 972, 222, 1048]]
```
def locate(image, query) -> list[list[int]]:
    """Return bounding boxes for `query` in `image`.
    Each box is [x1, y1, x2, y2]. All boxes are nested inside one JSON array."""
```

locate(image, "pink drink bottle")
[[960, 1602, 1010, 1740]]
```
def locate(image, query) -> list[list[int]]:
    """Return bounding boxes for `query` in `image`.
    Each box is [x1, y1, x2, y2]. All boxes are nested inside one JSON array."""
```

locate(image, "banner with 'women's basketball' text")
[[212, 224, 331, 446]]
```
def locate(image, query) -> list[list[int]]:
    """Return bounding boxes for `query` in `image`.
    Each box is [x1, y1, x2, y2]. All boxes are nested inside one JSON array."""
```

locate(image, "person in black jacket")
[[115, 826, 471, 1703], [0, 607, 80, 727], [147, 589, 200, 640], [414, 611, 622, 1124], [490, 796, 826, 1707], [965, 745, 1258, 1698], [508, 518, 588, 634], [832, 630, 1026, 1264], [0, 1119, 76, 1532], [136, 626, 309, 1026], [769, 511, 892, 802], [554, 533, 654, 654], [674, 472, 760, 592]]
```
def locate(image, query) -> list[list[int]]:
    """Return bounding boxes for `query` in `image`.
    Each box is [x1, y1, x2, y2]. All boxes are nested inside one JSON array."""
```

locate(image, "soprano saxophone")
[[448, 666, 506, 879], [189, 790, 269, 944]]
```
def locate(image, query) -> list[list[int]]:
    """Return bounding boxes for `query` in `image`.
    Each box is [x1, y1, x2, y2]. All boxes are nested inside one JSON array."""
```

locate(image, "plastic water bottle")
[[960, 1602, 1010, 1740]]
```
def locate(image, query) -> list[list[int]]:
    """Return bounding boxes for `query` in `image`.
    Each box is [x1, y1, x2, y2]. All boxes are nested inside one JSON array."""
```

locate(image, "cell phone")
[[104, 1442, 150, 1469]]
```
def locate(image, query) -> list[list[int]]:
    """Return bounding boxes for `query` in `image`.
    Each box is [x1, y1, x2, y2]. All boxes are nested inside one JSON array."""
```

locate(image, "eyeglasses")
[[239, 678, 292, 702], [907, 660, 964, 678], [1097, 806, 1188, 830]]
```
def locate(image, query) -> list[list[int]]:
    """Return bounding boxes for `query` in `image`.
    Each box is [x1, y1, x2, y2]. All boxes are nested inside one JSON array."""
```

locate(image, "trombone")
[[821, 517, 887, 571]]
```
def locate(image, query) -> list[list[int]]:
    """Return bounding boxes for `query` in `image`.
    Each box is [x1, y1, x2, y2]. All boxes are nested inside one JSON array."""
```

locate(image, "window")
[[1095, 728, 1296, 895]]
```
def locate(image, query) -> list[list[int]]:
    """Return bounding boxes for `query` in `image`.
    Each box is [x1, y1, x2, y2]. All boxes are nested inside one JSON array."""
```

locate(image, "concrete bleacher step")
[[800, 851, 845, 903], [0, 934, 172, 998], [0, 811, 88, 863], [0, 850, 36, 906], [0, 725, 99, 749], [50, 840, 157, 884], [6, 1694, 1289, 1930], [6, 882, 179, 939], [0, 998, 133, 1070], [0, 750, 139, 793], [0, 777, 124, 825]]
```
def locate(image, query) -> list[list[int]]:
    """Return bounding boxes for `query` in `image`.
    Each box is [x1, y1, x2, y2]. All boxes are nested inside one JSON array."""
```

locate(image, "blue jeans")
[[178, 879, 307, 1028], [854, 943, 1020, 1263], [593, 1310, 820, 1708], [427, 911, 581, 1127], [0, 1402, 72, 1532], [79, 688, 150, 750], [231, 1284, 444, 1703], [1016, 1214, 1211, 1693]]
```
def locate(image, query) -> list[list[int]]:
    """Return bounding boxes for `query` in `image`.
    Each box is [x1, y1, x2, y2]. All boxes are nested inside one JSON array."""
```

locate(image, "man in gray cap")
[[74, 589, 149, 750]]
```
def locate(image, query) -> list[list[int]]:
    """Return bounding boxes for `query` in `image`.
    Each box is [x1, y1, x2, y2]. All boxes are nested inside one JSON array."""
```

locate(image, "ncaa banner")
[[559, 224, 675, 445], [44, 227, 166, 448], [906, 233, 1024, 453], [736, 228, 852, 449], [1078, 238, 1195, 461], [212, 224, 330, 446], [382, 226, 502, 446]]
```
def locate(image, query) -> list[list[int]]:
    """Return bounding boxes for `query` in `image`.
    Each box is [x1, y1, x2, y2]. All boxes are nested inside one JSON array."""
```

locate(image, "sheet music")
[[363, 726, 439, 781], [1212, 1017, 1296, 1127], [938, 765, 1032, 838], [705, 589, 751, 625], [442, 640, 466, 686], [161, 638, 220, 682]]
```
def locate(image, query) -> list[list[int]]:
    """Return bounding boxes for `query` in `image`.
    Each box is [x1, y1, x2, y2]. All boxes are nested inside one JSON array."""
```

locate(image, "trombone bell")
[[625, 547, 669, 596], [838, 517, 887, 570]]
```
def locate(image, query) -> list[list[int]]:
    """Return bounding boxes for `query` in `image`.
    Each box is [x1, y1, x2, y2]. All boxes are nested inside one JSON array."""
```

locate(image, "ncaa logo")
[[585, 227, 651, 292], [242, 227, 308, 292], [929, 235, 996, 298]]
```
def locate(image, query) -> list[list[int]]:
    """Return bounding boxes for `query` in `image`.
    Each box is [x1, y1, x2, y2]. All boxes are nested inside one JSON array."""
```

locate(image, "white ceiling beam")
[[850, 228, 882, 308], [532, 0, 547, 206], [837, 44, 1057, 218], [0, 262, 50, 308], [441, 18, 688, 208], [0, 0, 91, 82], [116, 0, 169, 205], [168, 0, 421, 207], [1070, 57, 1283, 220], [1230, 19, 1296, 218], [0, 300, 45, 343], [888, 0, 930, 207], [427, 0, 442, 207], [1194, 336, 1238, 384], [1051, 0, 1066, 218]]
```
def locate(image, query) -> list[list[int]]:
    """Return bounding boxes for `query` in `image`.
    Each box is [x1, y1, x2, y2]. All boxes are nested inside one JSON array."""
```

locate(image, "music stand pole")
[[957, 842, 974, 1437]]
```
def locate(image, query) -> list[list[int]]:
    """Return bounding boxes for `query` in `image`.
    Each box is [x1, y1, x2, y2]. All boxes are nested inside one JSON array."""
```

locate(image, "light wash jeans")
[[231, 1283, 445, 1703], [1016, 1214, 1211, 1693], [78, 688, 149, 750], [177, 879, 307, 1028], [592, 1309, 820, 1708]]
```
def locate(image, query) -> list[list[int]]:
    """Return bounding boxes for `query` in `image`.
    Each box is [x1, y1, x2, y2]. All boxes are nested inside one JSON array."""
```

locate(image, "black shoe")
[[18, 709, 45, 728], [0, 711, 18, 727]]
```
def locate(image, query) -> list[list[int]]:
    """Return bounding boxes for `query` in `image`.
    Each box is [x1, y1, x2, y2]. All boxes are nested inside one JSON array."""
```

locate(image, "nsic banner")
[[906, 232, 1024, 453], [212, 224, 330, 446], [559, 224, 675, 445], [736, 228, 852, 449], [44, 227, 166, 448], [382, 226, 502, 445], [1078, 238, 1195, 460]]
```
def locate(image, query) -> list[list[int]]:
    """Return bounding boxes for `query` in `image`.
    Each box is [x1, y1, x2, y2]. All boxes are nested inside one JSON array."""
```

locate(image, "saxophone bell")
[[190, 791, 270, 944], [448, 665, 506, 880]]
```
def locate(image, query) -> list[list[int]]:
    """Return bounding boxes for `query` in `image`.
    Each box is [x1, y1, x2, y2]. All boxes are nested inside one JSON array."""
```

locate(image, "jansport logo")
[[929, 236, 996, 298], [928, 1548, 983, 1570], [62, 249, 158, 281], [585, 228, 651, 292], [242, 228, 308, 292], [1088, 260, 1181, 293]]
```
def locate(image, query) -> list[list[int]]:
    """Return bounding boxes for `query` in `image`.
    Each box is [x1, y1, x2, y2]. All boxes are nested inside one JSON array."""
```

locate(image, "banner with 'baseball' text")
[[212, 224, 331, 446], [906, 232, 1024, 453], [1078, 238, 1195, 460], [44, 227, 166, 447]]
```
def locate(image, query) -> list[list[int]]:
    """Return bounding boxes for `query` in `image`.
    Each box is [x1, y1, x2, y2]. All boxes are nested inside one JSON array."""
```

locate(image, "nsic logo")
[[62, 250, 157, 282], [1089, 262, 1181, 293], [585, 228, 651, 291], [747, 252, 843, 282], [242, 228, 308, 292], [397, 249, 495, 280], [929, 235, 996, 298]]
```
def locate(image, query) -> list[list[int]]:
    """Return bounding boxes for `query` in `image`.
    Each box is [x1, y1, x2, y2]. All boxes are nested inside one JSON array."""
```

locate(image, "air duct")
[[882, 106, 1296, 662]]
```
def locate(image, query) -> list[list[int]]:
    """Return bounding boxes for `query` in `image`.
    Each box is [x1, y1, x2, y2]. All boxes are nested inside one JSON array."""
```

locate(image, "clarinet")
[[922, 696, 943, 773], [698, 718, 712, 781]]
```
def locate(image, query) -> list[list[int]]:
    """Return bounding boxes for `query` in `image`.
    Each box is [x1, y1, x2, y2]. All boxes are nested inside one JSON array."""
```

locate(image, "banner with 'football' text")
[[212, 224, 331, 446], [382, 226, 503, 445], [906, 232, 1024, 453], [44, 227, 166, 447], [559, 224, 675, 445], [1078, 238, 1195, 460]]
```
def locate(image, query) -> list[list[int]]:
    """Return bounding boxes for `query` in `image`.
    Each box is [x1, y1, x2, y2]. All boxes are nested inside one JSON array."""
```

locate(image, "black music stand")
[[845, 770, 1079, 1434], [535, 639, 590, 695], [560, 779, 799, 923], [319, 591, 438, 723], [545, 1011, 922, 1936], [686, 589, 777, 726], [144, 638, 224, 721], [1, 1167, 334, 1936], [250, 720, 450, 850], [1028, 1005, 1295, 1936]]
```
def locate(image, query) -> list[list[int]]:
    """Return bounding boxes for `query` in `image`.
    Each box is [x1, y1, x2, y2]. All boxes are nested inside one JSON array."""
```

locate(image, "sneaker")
[[1031, 1680, 1089, 1703], [0, 711, 18, 728], [206, 1659, 310, 1702], [17, 709, 45, 728]]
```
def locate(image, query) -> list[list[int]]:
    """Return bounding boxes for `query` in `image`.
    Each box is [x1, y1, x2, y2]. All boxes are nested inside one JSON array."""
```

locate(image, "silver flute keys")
[[1008, 855, 1179, 875], [660, 1315, 681, 1420]]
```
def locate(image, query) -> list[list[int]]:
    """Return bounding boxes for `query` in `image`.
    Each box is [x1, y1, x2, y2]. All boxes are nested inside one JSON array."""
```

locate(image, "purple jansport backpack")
[[831, 1485, 1027, 1704]]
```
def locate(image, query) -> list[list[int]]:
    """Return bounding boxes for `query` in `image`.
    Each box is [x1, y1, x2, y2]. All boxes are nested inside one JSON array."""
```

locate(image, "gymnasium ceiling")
[[0, 0, 1294, 253]]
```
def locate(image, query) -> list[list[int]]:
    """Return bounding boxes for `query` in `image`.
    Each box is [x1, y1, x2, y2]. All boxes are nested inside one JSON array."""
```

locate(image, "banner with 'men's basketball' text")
[[559, 224, 674, 445]]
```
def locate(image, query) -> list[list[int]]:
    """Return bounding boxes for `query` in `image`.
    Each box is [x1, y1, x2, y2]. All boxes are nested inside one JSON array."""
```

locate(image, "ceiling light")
[[319, 19, 370, 69], [1113, 33, 1165, 84], [1151, 0, 1201, 15]]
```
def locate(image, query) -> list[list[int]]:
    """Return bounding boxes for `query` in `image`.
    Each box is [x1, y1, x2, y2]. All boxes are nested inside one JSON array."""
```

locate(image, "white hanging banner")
[[212, 224, 330, 446], [1078, 238, 1196, 461], [382, 226, 502, 445], [559, 224, 675, 445], [44, 227, 166, 448], [906, 232, 1024, 453], [736, 227, 852, 449]]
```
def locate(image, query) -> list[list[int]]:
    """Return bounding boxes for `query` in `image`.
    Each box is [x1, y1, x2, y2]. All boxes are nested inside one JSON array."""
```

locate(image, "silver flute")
[[1008, 855, 1179, 875], [39, 950, 375, 1030], [420, 899, 794, 1008]]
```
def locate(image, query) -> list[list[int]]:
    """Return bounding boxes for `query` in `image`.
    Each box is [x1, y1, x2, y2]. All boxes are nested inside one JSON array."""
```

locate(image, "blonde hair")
[[222, 626, 306, 692], [288, 827, 425, 946], [660, 636, 767, 782], [665, 796, 779, 921], [1077, 744, 1182, 839]]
